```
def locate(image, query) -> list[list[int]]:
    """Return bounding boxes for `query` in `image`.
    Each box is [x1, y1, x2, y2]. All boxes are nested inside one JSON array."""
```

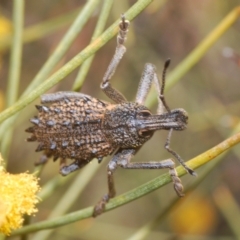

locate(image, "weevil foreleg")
[[101, 14, 130, 104], [136, 61, 170, 114], [165, 129, 197, 176]]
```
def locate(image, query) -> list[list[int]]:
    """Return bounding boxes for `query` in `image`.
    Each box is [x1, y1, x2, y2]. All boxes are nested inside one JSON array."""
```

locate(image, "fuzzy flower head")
[[0, 154, 40, 236]]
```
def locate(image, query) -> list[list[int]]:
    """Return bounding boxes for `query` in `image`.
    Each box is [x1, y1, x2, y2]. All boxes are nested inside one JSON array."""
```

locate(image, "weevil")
[[26, 15, 196, 217]]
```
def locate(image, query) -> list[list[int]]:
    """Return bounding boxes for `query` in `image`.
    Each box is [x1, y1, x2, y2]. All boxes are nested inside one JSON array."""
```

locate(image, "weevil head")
[[103, 103, 188, 148]]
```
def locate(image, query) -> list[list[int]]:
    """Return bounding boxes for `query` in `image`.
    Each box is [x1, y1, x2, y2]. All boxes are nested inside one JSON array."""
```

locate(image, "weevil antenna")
[[160, 59, 171, 112]]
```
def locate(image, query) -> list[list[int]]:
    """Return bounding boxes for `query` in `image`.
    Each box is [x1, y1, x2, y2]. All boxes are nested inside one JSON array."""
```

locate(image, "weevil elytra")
[[26, 15, 196, 217]]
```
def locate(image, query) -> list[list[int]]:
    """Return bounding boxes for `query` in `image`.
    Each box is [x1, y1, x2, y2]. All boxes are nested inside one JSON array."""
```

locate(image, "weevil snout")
[[136, 108, 188, 135]]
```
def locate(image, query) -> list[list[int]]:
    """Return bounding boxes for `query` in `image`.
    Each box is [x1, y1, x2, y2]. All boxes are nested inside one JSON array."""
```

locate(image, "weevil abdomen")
[[27, 94, 114, 162]]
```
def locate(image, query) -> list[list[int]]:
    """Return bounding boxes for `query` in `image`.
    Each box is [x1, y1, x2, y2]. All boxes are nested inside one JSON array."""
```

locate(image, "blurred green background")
[[1, 0, 240, 239]]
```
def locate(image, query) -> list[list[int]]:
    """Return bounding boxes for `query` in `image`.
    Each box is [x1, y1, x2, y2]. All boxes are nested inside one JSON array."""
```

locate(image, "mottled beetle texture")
[[26, 15, 196, 217]]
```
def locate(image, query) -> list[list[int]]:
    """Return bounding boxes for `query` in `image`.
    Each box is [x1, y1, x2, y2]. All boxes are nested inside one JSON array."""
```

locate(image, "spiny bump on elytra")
[[64, 98, 70, 104], [98, 157, 103, 164], [46, 120, 55, 127], [27, 135, 37, 142], [69, 109, 76, 114], [54, 108, 61, 113], [75, 142, 81, 147], [92, 149, 97, 155], [35, 105, 49, 112], [35, 143, 44, 152], [83, 96, 91, 102], [74, 121, 81, 126], [62, 121, 70, 126], [42, 106, 49, 112], [30, 117, 40, 125], [35, 105, 43, 111], [50, 141, 57, 150], [85, 109, 93, 114], [25, 126, 35, 133], [62, 141, 69, 148]]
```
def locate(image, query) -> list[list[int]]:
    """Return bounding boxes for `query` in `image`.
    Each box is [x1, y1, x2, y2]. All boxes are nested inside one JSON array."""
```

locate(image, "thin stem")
[[0, 0, 154, 129], [32, 163, 100, 240], [0, 0, 100, 138], [1, 0, 24, 160], [145, 6, 240, 108], [0, 7, 82, 52], [23, 0, 100, 97], [11, 131, 240, 236], [73, 0, 114, 91], [126, 158, 222, 240], [6, 0, 24, 107], [213, 185, 240, 239]]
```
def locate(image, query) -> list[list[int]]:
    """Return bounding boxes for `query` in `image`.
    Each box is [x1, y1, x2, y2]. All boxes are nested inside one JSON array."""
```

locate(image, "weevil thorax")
[[103, 102, 154, 148]]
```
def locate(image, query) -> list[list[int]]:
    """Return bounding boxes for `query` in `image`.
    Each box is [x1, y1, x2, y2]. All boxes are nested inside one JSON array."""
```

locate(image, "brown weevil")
[[26, 15, 196, 217]]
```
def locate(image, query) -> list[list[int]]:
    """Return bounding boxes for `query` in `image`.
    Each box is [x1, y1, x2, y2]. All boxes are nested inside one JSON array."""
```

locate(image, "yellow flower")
[[0, 154, 40, 236], [0, 16, 12, 37]]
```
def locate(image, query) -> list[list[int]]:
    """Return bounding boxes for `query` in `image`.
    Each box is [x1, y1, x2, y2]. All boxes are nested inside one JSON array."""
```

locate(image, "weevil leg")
[[35, 154, 48, 166], [136, 63, 156, 104], [35, 150, 52, 166], [101, 14, 130, 104], [93, 148, 185, 217], [41, 92, 90, 104], [165, 129, 197, 176], [59, 159, 89, 176], [93, 149, 135, 217], [136, 61, 171, 114], [116, 149, 184, 197], [158, 59, 171, 113]]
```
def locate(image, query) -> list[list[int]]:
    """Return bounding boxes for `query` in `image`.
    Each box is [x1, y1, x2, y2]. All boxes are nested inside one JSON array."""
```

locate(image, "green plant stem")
[[0, 7, 82, 52], [23, 0, 100, 97], [127, 114, 240, 240], [32, 162, 100, 240], [0, 0, 154, 126], [11, 131, 240, 236], [6, 0, 24, 107], [73, 0, 114, 91], [0, 0, 99, 139], [1, 0, 24, 160], [126, 157, 223, 240], [213, 185, 240, 239], [145, 6, 240, 107]]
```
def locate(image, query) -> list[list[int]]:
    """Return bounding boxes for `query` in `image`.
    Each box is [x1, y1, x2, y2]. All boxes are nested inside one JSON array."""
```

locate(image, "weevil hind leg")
[[93, 148, 185, 217], [93, 156, 119, 217], [34, 154, 48, 166], [59, 159, 89, 176], [116, 150, 185, 197], [34, 151, 52, 166]]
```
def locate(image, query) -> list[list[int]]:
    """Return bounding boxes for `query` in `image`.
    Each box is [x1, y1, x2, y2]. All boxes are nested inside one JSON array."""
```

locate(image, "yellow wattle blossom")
[[0, 155, 40, 236], [0, 16, 12, 37]]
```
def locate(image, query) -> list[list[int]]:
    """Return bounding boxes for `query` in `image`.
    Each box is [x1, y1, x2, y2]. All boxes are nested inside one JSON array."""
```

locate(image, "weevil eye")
[[137, 110, 154, 138], [138, 129, 154, 138], [137, 110, 152, 118]]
